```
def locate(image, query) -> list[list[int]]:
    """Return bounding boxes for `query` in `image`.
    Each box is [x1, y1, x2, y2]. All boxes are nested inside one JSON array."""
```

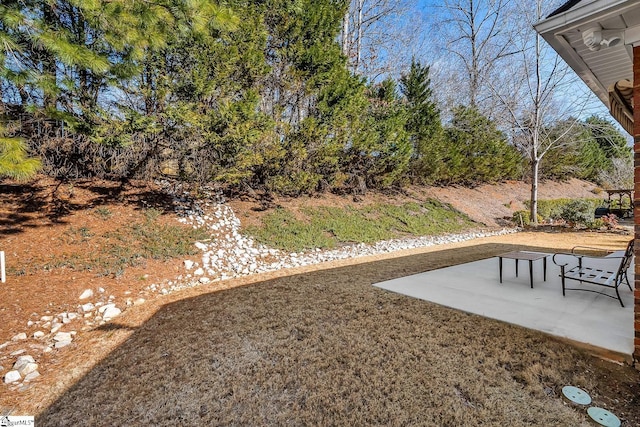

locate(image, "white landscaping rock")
[[3, 370, 21, 384], [81, 303, 95, 313], [19, 363, 39, 376], [54, 340, 72, 349], [14, 356, 38, 376], [98, 304, 114, 314], [53, 332, 73, 342], [24, 371, 41, 382], [154, 181, 518, 298], [102, 305, 121, 320], [33, 331, 45, 339], [13, 355, 35, 366], [11, 332, 27, 341], [79, 289, 94, 300]]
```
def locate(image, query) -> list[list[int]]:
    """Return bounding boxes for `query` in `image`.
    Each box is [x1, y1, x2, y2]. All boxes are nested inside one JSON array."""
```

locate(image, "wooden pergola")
[[535, 0, 640, 365], [605, 189, 633, 218]]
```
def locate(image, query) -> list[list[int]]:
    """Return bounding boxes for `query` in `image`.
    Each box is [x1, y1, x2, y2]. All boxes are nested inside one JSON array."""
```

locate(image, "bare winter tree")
[[341, 0, 411, 79], [599, 157, 633, 189], [435, 0, 518, 113], [492, 0, 597, 224]]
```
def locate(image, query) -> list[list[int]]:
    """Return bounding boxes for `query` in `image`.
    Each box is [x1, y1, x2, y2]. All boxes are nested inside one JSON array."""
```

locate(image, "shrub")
[[560, 199, 594, 226], [586, 218, 605, 230], [601, 213, 619, 229], [512, 210, 542, 227], [523, 198, 603, 222]]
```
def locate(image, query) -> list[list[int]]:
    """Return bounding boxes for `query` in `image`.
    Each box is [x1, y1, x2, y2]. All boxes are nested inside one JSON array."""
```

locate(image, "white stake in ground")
[[0, 251, 5, 283]]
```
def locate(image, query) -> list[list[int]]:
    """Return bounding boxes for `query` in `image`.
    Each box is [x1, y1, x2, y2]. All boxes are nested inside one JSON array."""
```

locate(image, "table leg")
[[529, 260, 534, 289], [515, 259, 518, 277], [543, 256, 547, 281], [499, 257, 503, 283]]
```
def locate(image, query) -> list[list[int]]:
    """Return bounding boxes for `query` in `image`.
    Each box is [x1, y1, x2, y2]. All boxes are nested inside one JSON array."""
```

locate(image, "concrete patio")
[[374, 252, 634, 361]]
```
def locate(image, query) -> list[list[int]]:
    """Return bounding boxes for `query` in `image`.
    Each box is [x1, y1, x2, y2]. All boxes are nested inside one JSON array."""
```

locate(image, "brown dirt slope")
[[414, 178, 600, 227]]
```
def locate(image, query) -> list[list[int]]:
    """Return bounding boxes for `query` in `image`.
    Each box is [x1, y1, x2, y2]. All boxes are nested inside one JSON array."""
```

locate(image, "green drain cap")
[[561, 385, 591, 405], [587, 407, 620, 427]]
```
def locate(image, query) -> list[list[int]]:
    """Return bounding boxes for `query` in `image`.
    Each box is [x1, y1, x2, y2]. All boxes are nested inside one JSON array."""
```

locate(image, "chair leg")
[[615, 284, 625, 308], [623, 271, 632, 291]]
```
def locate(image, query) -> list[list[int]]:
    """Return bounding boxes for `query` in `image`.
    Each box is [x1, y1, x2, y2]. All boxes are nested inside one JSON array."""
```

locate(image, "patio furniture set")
[[498, 239, 634, 307]]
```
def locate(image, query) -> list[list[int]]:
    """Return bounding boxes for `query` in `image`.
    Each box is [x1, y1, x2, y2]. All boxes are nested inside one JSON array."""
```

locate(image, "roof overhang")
[[535, 0, 640, 134]]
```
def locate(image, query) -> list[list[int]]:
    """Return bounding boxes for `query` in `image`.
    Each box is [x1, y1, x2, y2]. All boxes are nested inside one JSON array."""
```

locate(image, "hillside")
[[229, 178, 601, 229]]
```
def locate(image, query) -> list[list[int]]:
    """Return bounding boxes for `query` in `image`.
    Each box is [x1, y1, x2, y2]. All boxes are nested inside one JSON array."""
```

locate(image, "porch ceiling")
[[535, 0, 640, 134]]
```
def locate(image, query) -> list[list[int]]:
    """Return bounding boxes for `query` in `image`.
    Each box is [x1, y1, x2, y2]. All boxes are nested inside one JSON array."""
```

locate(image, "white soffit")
[[535, 0, 639, 107]]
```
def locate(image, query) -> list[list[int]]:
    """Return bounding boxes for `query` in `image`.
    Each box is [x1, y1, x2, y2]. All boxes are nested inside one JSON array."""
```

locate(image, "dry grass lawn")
[[34, 236, 639, 426]]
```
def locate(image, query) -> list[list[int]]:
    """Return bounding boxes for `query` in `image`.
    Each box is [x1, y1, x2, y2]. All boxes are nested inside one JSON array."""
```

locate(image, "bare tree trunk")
[[529, 0, 543, 226], [530, 157, 539, 225], [469, 0, 478, 108], [355, 0, 364, 72], [342, 9, 349, 57]]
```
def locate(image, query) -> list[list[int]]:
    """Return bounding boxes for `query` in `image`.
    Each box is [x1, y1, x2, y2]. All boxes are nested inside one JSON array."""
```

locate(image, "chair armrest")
[[552, 252, 579, 267], [571, 245, 613, 255], [554, 252, 624, 270]]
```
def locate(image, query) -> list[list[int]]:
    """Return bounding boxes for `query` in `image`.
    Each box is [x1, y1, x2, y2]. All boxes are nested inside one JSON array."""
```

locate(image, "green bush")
[[523, 198, 602, 222], [560, 199, 594, 226], [511, 210, 542, 227], [587, 218, 605, 229]]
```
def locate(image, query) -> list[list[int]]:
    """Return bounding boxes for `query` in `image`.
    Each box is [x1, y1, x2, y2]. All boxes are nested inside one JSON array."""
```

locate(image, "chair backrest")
[[619, 239, 634, 273]]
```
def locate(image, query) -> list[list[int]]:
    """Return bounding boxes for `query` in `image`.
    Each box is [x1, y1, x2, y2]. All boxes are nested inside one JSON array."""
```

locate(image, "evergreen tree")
[[539, 117, 630, 184], [346, 78, 410, 189], [399, 58, 443, 182], [446, 106, 523, 185], [539, 119, 607, 181], [0, 124, 40, 180], [1, 0, 234, 132], [584, 115, 630, 159]]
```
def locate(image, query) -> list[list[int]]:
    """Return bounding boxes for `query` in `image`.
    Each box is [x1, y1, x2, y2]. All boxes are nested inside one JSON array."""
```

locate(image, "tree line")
[[0, 0, 631, 194]]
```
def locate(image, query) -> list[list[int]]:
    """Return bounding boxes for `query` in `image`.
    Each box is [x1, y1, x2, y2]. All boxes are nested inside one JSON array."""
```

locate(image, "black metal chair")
[[551, 239, 634, 307]]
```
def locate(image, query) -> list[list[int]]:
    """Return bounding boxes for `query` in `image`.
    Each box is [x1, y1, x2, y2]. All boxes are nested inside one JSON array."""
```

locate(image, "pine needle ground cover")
[[37, 243, 640, 426]]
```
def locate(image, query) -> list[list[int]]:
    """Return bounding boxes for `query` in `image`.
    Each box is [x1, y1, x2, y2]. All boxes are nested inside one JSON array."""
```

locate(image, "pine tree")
[[0, 124, 40, 180], [446, 106, 522, 184], [584, 116, 630, 159], [399, 58, 443, 182]]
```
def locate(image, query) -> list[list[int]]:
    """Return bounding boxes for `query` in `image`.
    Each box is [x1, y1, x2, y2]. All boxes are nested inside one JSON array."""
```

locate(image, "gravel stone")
[[3, 370, 21, 383], [79, 289, 94, 300], [11, 332, 27, 341]]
